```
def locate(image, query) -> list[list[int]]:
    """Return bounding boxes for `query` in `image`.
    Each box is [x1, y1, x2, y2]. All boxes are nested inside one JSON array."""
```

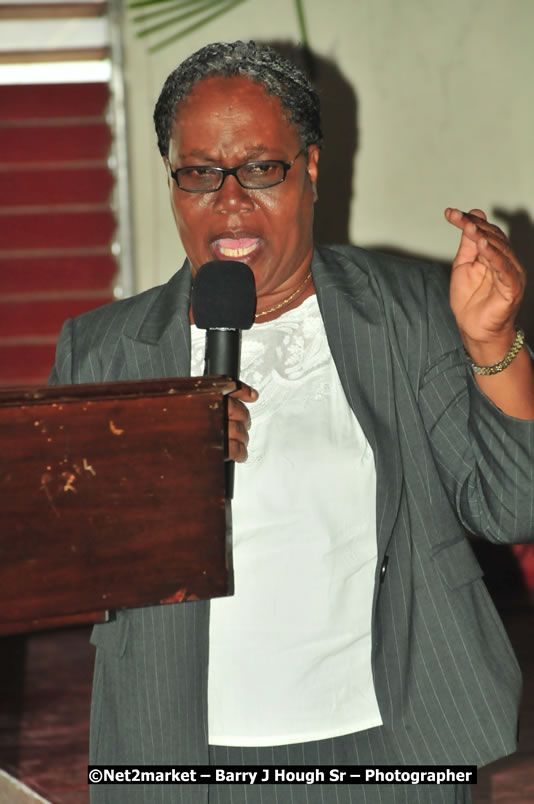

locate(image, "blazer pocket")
[[431, 538, 484, 590], [90, 611, 129, 657]]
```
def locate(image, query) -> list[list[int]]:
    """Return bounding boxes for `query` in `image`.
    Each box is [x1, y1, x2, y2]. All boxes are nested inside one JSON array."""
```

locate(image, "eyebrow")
[[178, 145, 276, 164]]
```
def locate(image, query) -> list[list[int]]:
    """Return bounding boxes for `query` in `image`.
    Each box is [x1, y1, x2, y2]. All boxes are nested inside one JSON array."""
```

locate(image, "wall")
[[122, 0, 534, 335]]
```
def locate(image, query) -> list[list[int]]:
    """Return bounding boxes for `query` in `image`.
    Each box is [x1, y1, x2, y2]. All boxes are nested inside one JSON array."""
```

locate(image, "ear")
[[306, 145, 320, 201], [163, 156, 172, 189]]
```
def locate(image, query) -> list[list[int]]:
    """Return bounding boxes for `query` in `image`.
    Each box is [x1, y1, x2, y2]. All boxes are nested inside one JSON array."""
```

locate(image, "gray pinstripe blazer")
[[51, 245, 534, 788]]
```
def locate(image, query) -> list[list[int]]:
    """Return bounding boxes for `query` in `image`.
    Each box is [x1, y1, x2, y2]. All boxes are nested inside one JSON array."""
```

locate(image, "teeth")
[[219, 243, 258, 258]]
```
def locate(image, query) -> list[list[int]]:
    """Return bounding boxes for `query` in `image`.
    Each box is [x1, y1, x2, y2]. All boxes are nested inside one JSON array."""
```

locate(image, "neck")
[[254, 270, 315, 323]]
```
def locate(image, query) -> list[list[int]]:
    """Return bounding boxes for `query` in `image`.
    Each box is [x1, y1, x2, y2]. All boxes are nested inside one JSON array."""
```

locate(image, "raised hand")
[[445, 207, 525, 350], [445, 207, 534, 419]]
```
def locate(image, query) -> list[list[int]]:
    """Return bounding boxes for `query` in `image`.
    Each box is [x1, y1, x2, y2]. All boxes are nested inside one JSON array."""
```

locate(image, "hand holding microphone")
[[226, 386, 258, 463]]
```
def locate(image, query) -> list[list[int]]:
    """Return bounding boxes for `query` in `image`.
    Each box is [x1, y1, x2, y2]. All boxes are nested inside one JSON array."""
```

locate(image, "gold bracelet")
[[465, 329, 525, 376]]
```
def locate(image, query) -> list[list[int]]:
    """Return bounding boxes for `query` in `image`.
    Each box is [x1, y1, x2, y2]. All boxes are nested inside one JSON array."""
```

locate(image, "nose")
[[212, 174, 254, 214]]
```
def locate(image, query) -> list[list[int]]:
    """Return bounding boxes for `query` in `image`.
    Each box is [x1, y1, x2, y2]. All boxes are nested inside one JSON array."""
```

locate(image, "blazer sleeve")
[[48, 318, 74, 386], [416, 267, 534, 544], [49, 313, 108, 385]]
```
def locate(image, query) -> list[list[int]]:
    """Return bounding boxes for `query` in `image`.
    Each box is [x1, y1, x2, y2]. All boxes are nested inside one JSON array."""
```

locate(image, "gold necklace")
[[255, 271, 312, 319]]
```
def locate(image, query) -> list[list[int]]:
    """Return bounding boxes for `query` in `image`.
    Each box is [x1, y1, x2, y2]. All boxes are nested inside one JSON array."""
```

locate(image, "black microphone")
[[192, 260, 256, 498]]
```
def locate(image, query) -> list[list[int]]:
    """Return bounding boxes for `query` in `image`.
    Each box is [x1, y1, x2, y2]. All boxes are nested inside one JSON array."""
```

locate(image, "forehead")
[[170, 75, 298, 156]]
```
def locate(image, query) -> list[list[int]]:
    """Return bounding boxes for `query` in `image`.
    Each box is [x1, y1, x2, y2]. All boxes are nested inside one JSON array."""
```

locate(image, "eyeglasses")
[[169, 148, 307, 193]]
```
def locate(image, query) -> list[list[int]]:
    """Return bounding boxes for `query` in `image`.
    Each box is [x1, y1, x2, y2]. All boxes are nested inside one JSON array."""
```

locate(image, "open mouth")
[[212, 237, 262, 261]]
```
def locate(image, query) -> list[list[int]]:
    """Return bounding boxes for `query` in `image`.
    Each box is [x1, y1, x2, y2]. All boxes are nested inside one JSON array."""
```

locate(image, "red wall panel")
[[0, 123, 112, 163], [0, 210, 116, 250], [1, 165, 114, 206], [0, 344, 57, 386], [0, 254, 117, 294], [0, 82, 118, 388], [0, 297, 113, 338], [0, 83, 109, 119]]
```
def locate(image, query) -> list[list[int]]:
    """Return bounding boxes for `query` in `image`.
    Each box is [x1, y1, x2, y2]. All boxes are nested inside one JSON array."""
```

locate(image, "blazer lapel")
[[312, 246, 403, 555], [121, 262, 193, 381]]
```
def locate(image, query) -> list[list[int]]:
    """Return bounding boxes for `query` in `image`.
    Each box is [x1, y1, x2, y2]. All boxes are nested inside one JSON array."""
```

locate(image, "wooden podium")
[[0, 376, 235, 635]]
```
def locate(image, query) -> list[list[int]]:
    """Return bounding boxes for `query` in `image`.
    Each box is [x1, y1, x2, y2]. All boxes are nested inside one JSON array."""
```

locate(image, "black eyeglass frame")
[[168, 147, 307, 194]]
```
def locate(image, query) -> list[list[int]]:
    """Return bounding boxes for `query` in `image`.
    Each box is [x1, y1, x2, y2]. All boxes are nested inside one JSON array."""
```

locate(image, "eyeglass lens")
[[177, 161, 287, 192]]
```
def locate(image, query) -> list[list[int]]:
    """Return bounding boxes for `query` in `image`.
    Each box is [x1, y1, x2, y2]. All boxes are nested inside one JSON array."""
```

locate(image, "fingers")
[[446, 206, 527, 344], [445, 207, 487, 224], [445, 207, 507, 245], [445, 206, 525, 289], [228, 396, 251, 440], [226, 384, 258, 463], [229, 381, 259, 403]]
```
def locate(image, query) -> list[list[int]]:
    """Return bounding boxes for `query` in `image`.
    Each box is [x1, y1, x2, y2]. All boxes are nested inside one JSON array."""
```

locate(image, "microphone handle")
[[204, 328, 240, 377], [204, 328, 241, 499]]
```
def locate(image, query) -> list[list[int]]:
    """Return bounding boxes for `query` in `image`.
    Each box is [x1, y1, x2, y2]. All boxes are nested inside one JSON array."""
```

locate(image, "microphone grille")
[[192, 261, 256, 329]]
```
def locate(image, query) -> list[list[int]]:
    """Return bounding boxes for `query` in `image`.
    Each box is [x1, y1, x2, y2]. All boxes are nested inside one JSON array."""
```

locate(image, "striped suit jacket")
[[51, 245, 534, 797]]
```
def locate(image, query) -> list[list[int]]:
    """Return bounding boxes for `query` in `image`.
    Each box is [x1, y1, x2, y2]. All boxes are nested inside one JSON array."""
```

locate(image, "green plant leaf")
[[134, 0, 229, 37], [146, 0, 249, 52], [294, 0, 309, 48], [129, 0, 186, 9], [131, 0, 209, 25], [128, 0, 311, 55]]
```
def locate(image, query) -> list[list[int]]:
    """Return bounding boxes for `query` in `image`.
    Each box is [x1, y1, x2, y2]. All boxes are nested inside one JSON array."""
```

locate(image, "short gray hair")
[[153, 40, 323, 157]]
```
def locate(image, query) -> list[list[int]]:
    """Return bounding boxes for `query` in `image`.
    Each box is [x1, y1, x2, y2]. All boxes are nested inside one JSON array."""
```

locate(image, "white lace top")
[[191, 293, 382, 746]]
